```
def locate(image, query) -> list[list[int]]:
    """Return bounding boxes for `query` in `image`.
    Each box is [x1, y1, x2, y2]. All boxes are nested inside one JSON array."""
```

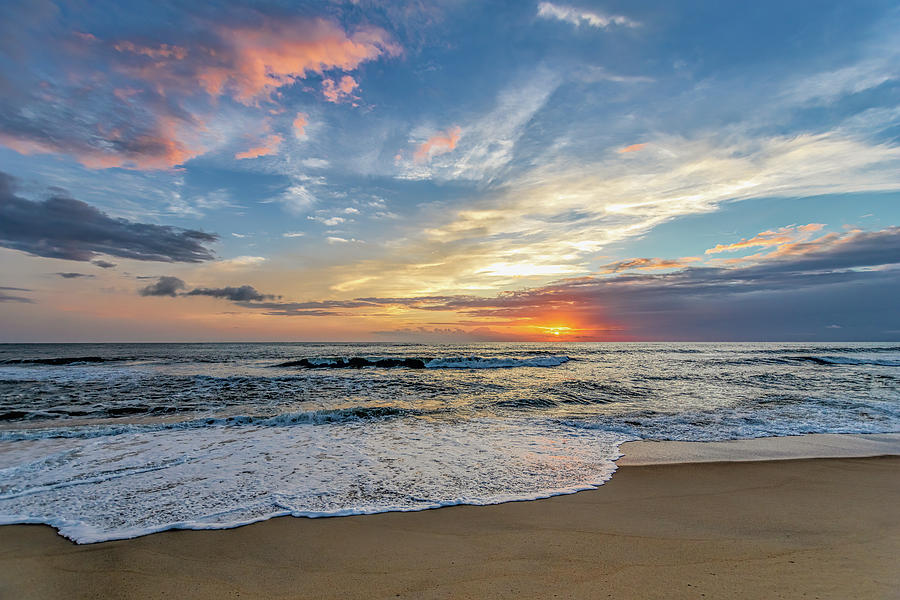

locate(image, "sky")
[[1, 0, 899, 342]]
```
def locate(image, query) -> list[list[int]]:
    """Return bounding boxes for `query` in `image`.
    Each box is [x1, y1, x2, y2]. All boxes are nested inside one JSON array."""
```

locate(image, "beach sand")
[[1, 438, 898, 599]]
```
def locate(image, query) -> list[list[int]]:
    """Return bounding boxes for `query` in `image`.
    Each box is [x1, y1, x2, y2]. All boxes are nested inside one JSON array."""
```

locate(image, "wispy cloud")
[[235, 134, 283, 160], [598, 257, 701, 273], [0, 286, 34, 304], [618, 143, 646, 153], [537, 2, 639, 29]]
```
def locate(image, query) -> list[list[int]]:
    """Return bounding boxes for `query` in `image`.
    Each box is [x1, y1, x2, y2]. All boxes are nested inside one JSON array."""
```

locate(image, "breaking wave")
[[0, 406, 427, 441]]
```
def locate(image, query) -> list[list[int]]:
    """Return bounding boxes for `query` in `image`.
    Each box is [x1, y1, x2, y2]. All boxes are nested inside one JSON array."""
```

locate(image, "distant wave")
[[273, 355, 571, 369], [717, 355, 900, 367], [0, 357, 127, 366], [790, 356, 900, 367]]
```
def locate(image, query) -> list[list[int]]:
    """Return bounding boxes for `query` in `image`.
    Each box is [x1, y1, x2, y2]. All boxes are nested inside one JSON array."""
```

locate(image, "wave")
[[0, 356, 129, 366], [0, 406, 426, 441], [790, 356, 900, 367], [272, 355, 571, 369]]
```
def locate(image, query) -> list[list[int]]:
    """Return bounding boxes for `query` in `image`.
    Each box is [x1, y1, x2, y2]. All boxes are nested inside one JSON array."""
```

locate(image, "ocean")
[[1, 342, 898, 543]]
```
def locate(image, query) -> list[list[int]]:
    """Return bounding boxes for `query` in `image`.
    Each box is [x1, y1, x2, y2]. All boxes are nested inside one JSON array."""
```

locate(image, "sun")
[[537, 325, 575, 338]]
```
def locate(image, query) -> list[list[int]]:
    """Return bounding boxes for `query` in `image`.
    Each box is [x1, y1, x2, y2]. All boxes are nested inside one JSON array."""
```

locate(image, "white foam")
[[0, 418, 629, 543]]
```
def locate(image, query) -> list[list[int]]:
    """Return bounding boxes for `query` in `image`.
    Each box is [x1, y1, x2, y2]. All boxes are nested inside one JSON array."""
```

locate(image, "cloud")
[[185, 285, 276, 302], [91, 260, 117, 269], [406, 226, 900, 339], [214, 255, 267, 269], [138, 276, 187, 297], [706, 224, 825, 254], [537, 2, 639, 29], [280, 184, 316, 213], [235, 134, 283, 160], [189, 18, 398, 103], [413, 126, 462, 163], [227, 226, 900, 340], [138, 276, 277, 303], [293, 113, 308, 138], [0, 286, 34, 303], [322, 75, 359, 103], [598, 257, 700, 273], [301, 158, 328, 168], [56, 272, 94, 279], [0, 13, 399, 169], [414, 131, 900, 291], [309, 215, 346, 226], [282, 231, 305, 238], [403, 72, 559, 182], [618, 143, 646, 153], [0, 171, 218, 262], [105, 15, 398, 104], [0, 112, 204, 170]]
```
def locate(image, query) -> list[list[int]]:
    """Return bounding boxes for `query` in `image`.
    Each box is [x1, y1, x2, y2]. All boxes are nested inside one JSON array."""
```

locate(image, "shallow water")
[[1, 342, 898, 542]]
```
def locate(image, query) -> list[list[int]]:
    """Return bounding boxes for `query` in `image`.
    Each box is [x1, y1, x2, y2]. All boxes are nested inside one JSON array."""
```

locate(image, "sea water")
[[1, 342, 898, 543]]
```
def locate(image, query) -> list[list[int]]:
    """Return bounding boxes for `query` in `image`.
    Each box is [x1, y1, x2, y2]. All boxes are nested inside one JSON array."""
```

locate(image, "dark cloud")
[[0, 172, 218, 263], [139, 276, 186, 297], [92, 260, 117, 269], [56, 272, 94, 279], [138, 277, 278, 304], [186, 285, 277, 302], [0, 285, 34, 303]]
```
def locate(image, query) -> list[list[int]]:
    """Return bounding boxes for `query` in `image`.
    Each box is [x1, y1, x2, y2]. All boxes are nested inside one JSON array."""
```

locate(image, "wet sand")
[[1, 449, 898, 599]]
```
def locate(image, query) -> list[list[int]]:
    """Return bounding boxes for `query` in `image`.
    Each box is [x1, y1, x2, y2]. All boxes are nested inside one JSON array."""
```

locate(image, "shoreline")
[[1, 432, 899, 598], [617, 431, 900, 465]]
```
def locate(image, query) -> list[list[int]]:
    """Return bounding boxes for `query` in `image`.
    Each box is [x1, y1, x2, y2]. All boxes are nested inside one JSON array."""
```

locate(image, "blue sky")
[[1, 0, 898, 341]]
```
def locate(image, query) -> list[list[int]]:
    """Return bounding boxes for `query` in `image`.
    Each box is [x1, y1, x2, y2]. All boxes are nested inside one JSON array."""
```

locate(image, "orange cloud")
[[414, 126, 462, 163], [322, 75, 358, 103], [293, 113, 308, 138], [235, 134, 283, 160], [705, 223, 825, 254], [618, 143, 646, 153], [195, 19, 398, 103]]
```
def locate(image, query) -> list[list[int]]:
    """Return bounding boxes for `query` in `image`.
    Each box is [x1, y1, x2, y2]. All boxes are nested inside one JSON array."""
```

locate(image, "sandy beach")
[[2, 435, 898, 600]]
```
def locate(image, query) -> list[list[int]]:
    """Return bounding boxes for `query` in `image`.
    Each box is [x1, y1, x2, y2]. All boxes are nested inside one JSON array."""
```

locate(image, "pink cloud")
[[293, 113, 309, 138], [413, 126, 462, 163], [322, 75, 359, 103], [0, 116, 203, 170], [618, 143, 646, 153], [235, 134, 283, 160], [194, 18, 398, 103]]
